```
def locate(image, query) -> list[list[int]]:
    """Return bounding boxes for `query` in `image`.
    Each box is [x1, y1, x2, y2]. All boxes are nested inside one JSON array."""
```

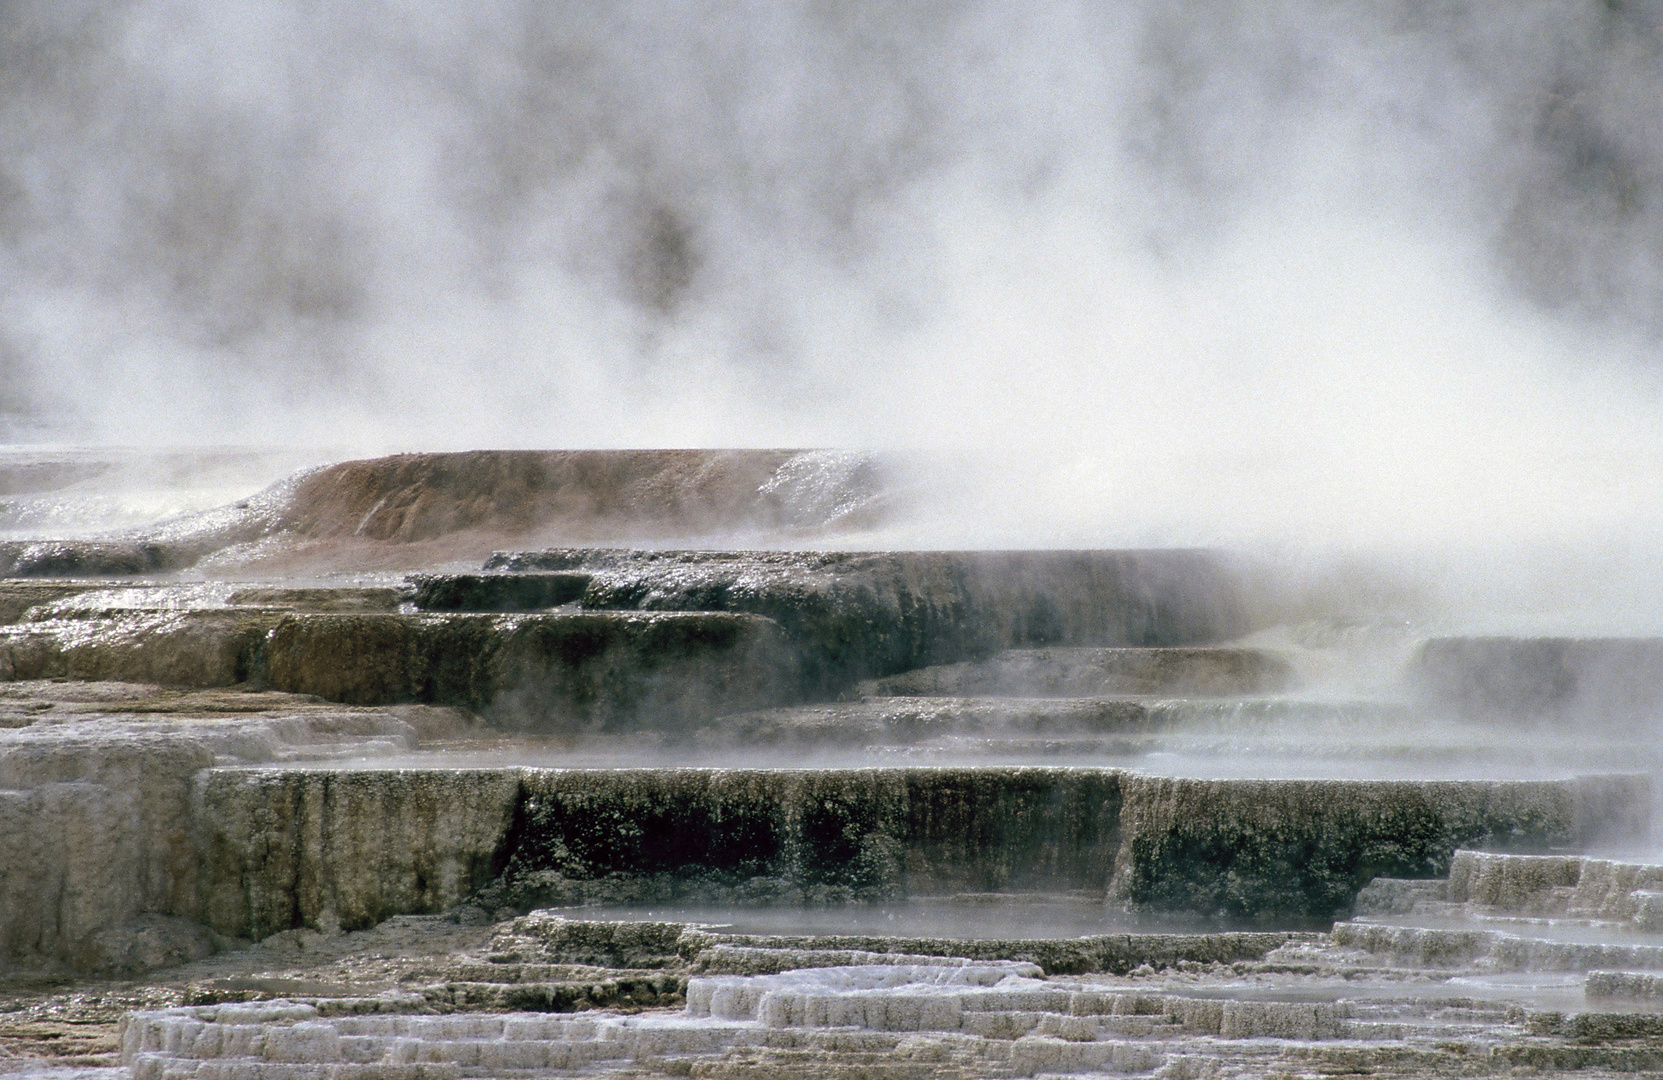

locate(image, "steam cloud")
[[5, 0, 1663, 619]]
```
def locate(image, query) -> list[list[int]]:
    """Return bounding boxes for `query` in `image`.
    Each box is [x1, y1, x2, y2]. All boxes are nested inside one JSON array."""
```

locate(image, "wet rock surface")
[[0, 541, 191, 578], [0, 610, 282, 686], [407, 574, 588, 613], [0, 680, 478, 976], [693, 695, 1410, 754], [70, 861, 1663, 1080], [0, 600, 799, 728], [478, 548, 1247, 694], [192, 767, 1645, 945], [1111, 774, 1644, 921], [225, 588, 402, 613], [0, 545, 1252, 727], [0, 460, 1658, 1077], [262, 611, 795, 726]]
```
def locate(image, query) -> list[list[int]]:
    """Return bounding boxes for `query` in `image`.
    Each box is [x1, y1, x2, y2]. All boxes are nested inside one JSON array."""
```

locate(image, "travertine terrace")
[[1, 449, 1660, 1079]]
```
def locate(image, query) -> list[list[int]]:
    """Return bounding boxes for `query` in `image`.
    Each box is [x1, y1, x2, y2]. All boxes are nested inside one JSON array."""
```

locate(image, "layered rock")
[[276, 450, 885, 544], [0, 450, 894, 575], [191, 767, 1647, 942], [0, 606, 799, 728], [113, 892, 1663, 1080], [263, 611, 797, 727], [0, 611, 279, 686], [0, 547, 1254, 726], [195, 770, 522, 944], [1109, 774, 1646, 921], [474, 549, 1248, 692], [0, 682, 464, 974]]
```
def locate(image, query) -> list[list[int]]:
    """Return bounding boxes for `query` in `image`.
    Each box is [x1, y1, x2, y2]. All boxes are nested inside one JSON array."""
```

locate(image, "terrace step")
[[857, 647, 1295, 698], [475, 549, 1248, 691], [697, 696, 1400, 748], [0, 609, 796, 727], [191, 768, 1646, 942]]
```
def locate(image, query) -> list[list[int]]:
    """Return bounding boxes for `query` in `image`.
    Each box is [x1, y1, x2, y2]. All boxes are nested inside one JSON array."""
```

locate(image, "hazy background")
[[4, 0, 1663, 623]]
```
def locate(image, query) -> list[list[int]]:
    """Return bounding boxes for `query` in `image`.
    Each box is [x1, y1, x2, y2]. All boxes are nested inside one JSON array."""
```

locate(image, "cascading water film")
[[7, 4, 1663, 1079]]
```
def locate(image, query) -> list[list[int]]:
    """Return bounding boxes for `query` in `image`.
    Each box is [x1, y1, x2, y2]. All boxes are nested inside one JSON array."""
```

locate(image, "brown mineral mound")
[[0, 449, 891, 575], [201, 448, 889, 574], [279, 449, 852, 542]]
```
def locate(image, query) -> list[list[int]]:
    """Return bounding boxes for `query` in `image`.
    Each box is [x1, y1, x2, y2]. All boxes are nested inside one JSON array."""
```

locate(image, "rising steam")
[[4, 1, 1663, 616]]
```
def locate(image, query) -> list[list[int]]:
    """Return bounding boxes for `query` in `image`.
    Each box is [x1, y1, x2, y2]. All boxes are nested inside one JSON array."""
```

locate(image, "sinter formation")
[[1, 450, 1659, 1079]]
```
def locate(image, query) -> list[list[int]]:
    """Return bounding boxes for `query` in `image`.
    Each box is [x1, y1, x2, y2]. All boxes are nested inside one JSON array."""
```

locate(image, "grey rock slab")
[[1109, 773, 1651, 921], [0, 611, 276, 687]]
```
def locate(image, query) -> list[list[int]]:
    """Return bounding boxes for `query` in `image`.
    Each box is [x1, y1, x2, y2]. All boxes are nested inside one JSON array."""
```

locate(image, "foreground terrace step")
[[2, 664, 1651, 978], [1334, 921, 1663, 972], [116, 917, 1663, 1080], [12, 758, 1637, 973], [481, 910, 1314, 977], [1309, 850, 1663, 988], [107, 998, 1476, 1080], [1360, 849, 1663, 924]]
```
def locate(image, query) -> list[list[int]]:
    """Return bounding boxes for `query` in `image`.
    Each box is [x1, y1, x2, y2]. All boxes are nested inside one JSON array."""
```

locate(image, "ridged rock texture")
[[0, 546, 1250, 728], [263, 612, 795, 728], [0, 682, 464, 973], [0, 449, 1660, 1079], [111, 879, 1663, 1080], [474, 548, 1248, 695], [192, 767, 1647, 942]]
